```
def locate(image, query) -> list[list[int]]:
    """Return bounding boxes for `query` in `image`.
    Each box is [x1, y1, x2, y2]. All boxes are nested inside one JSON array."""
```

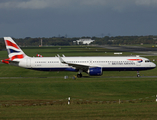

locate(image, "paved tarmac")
[[98, 45, 157, 56], [0, 76, 157, 79]]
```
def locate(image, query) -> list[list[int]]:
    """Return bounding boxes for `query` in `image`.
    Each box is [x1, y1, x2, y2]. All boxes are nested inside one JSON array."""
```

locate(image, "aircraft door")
[[26, 58, 31, 68], [136, 59, 141, 66]]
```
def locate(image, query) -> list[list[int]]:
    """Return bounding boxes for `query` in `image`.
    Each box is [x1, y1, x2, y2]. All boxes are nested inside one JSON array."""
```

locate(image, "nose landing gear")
[[137, 71, 140, 77]]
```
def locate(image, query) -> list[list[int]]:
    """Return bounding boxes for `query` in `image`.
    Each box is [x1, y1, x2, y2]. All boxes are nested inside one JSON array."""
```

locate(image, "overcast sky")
[[0, 0, 157, 38]]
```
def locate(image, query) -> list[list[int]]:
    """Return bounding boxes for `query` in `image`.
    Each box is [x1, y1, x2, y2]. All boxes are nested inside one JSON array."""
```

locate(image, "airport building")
[[73, 39, 95, 45]]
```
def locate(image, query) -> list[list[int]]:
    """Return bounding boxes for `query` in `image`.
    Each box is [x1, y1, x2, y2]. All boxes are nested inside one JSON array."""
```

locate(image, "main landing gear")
[[137, 71, 140, 77], [77, 70, 83, 78], [77, 73, 82, 78]]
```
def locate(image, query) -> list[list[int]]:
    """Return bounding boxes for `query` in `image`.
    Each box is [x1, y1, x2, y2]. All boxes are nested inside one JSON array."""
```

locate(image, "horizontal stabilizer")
[[1, 58, 19, 66]]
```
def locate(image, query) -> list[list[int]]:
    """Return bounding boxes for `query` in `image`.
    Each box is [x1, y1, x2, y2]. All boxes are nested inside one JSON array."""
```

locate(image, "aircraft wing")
[[57, 55, 95, 70]]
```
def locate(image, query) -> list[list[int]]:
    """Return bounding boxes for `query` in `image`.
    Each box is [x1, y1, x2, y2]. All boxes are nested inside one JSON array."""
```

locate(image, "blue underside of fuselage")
[[27, 67, 155, 72], [28, 68, 78, 72], [102, 67, 154, 71]]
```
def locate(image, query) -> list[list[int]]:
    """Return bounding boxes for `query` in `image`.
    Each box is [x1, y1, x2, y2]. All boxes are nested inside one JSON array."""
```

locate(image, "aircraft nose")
[[152, 63, 156, 68]]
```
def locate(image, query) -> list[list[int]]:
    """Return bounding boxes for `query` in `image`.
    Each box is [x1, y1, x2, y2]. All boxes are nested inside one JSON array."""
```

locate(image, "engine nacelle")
[[88, 67, 103, 76]]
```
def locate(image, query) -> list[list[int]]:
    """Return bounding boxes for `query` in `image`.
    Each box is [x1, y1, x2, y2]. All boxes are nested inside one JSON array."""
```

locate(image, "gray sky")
[[0, 0, 157, 38]]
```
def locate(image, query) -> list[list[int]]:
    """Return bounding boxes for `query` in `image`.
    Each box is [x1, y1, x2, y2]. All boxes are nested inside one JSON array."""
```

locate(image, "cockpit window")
[[145, 60, 150, 62]]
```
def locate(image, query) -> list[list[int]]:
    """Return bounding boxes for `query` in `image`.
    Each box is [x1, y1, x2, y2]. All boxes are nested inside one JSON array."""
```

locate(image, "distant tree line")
[[92, 35, 157, 45], [0, 35, 157, 50], [12, 37, 78, 47]]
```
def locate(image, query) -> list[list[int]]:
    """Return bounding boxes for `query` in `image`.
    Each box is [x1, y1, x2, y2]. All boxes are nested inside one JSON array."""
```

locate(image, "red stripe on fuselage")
[[127, 59, 142, 61], [5, 40, 19, 49]]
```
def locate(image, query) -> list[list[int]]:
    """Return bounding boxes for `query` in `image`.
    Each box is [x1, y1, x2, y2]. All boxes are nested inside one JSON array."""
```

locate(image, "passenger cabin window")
[[145, 60, 150, 62]]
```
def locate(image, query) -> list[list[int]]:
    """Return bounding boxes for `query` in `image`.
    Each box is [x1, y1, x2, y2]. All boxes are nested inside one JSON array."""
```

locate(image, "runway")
[[0, 76, 157, 79], [98, 45, 157, 56]]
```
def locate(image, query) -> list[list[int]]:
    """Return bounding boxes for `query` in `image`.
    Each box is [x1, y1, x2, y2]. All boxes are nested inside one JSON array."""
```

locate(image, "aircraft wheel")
[[137, 71, 140, 77], [77, 73, 82, 78]]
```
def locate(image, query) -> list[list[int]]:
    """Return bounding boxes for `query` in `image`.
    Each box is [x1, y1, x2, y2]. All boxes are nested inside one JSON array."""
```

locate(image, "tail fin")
[[4, 37, 28, 61]]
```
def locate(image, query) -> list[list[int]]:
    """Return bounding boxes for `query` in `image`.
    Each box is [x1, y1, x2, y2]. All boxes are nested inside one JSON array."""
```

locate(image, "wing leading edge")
[[57, 54, 97, 71]]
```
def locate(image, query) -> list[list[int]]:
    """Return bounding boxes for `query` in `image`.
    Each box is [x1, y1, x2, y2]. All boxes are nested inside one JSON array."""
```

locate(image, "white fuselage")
[[18, 56, 156, 72]]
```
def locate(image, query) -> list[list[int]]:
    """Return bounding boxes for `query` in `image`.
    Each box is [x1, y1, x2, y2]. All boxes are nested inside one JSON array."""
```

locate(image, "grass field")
[[1, 103, 157, 120], [0, 77, 157, 119], [0, 46, 157, 119]]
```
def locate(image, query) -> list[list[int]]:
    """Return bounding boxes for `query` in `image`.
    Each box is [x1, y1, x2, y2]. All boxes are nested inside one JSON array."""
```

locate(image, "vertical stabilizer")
[[4, 37, 28, 61]]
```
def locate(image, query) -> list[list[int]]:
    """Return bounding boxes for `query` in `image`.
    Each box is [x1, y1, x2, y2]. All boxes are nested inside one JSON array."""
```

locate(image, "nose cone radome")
[[152, 62, 156, 68]]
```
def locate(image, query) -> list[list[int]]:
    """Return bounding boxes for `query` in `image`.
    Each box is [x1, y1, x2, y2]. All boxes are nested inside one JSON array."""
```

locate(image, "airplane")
[[36, 54, 43, 57], [1, 37, 156, 78]]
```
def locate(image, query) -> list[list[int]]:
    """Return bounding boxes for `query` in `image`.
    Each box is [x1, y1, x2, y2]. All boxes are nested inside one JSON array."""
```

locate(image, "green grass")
[[0, 77, 157, 119], [0, 77, 156, 101], [0, 103, 157, 120]]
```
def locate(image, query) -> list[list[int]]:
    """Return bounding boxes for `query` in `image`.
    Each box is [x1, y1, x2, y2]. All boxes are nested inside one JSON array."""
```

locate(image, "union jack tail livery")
[[4, 37, 28, 61], [2, 37, 29, 65]]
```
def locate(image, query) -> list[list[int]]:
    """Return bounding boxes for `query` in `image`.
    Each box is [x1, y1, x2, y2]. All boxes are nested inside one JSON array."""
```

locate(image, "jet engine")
[[88, 67, 103, 76]]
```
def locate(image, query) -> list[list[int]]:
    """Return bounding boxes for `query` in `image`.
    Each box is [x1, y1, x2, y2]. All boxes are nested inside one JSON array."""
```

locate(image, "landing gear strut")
[[137, 71, 140, 77], [77, 70, 83, 78], [77, 73, 82, 78]]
